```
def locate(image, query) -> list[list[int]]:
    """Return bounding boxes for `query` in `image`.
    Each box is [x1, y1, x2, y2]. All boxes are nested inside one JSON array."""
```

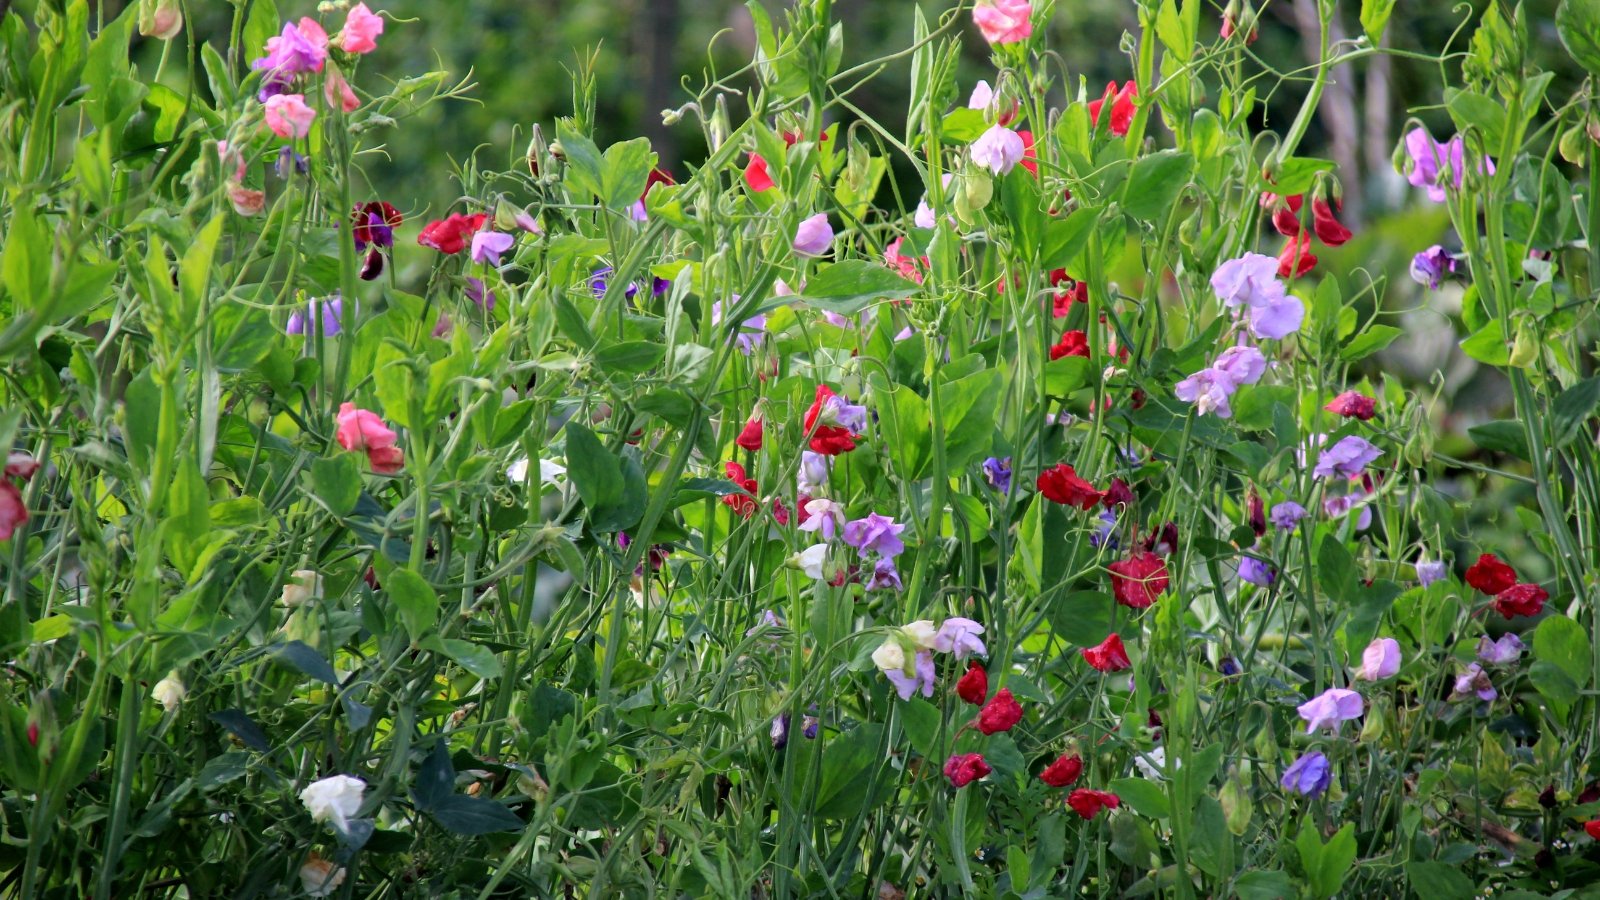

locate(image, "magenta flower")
[[1405, 128, 1495, 203], [933, 618, 987, 658], [971, 125, 1025, 175], [1322, 492, 1373, 530], [251, 19, 328, 98], [1313, 436, 1382, 479], [1297, 687, 1364, 734], [793, 214, 834, 257], [842, 513, 906, 558], [1354, 637, 1401, 681], [470, 230, 514, 266], [973, 0, 1033, 45], [337, 3, 384, 54]]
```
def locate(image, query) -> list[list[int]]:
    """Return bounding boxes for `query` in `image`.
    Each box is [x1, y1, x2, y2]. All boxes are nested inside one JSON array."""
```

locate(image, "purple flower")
[[1089, 509, 1118, 548], [1175, 367, 1237, 418], [866, 557, 903, 592], [745, 609, 784, 638], [797, 499, 846, 541], [590, 267, 641, 301], [1248, 291, 1305, 340], [1477, 633, 1524, 666], [1210, 253, 1282, 308], [933, 617, 986, 658], [286, 295, 347, 337], [470, 230, 514, 266], [1452, 663, 1497, 702], [771, 714, 790, 749], [1322, 493, 1372, 530], [710, 299, 768, 356], [814, 390, 868, 433], [1238, 555, 1275, 586], [275, 146, 308, 179], [797, 451, 830, 496], [884, 650, 936, 700], [1296, 687, 1363, 734], [1213, 345, 1266, 386], [982, 456, 1012, 493], [1218, 657, 1242, 676], [1280, 751, 1332, 798], [251, 22, 327, 100], [1313, 436, 1382, 480], [792, 214, 834, 257], [1416, 558, 1448, 586], [464, 276, 496, 313], [802, 707, 819, 739], [842, 513, 906, 558], [970, 124, 1025, 175], [1410, 245, 1458, 289], [1355, 637, 1401, 681], [1405, 128, 1495, 203], [1270, 501, 1307, 530]]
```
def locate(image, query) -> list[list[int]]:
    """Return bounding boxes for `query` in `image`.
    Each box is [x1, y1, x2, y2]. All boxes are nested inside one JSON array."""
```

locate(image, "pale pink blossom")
[[264, 93, 317, 139]]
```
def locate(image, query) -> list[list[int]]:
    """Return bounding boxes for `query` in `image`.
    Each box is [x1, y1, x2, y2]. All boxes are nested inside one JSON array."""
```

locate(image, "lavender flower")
[[1313, 436, 1382, 480], [1477, 633, 1524, 666], [884, 650, 936, 700], [1452, 663, 1497, 702], [1410, 245, 1458, 289], [1416, 558, 1448, 587], [933, 618, 986, 658], [982, 456, 1012, 493], [842, 513, 906, 558], [1280, 751, 1332, 798], [286, 295, 347, 337], [1270, 501, 1307, 530], [1238, 555, 1275, 586]]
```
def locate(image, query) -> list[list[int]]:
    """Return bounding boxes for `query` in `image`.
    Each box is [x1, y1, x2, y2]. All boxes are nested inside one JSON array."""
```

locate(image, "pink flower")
[[5, 454, 40, 481], [973, 0, 1033, 45], [335, 403, 403, 474], [338, 3, 384, 54], [1354, 637, 1401, 681], [324, 69, 360, 113], [470, 230, 515, 267], [792, 214, 833, 257], [1296, 687, 1363, 734], [0, 481, 27, 541], [228, 183, 266, 217], [970, 125, 1025, 175], [264, 93, 317, 139]]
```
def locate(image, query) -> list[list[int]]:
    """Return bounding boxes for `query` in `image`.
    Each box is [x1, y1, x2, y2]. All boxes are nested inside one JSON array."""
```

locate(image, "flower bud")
[[138, 0, 183, 40], [1220, 769, 1253, 835], [1508, 320, 1538, 368], [151, 671, 186, 711]]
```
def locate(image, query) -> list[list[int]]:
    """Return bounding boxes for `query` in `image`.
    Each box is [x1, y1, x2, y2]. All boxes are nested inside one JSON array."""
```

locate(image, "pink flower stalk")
[[264, 94, 317, 139]]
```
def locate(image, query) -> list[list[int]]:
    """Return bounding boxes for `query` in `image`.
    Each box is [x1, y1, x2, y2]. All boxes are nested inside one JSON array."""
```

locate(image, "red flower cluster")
[[722, 461, 759, 519], [956, 662, 988, 705], [1325, 391, 1377, 421], [802, 385, 860, 456], [1081, 633, 1131, 672], [977, 688, 1023, 735], [944, 753, 992, 788], [418, 212, 488, 255], [1036, 463, 1103, 510], [1464, 553, 1516, 594], [1049, 269, 1088, 317], [1067, 788, 1120, 819], [1088, 81, 1137, 137], [1262, 191, 1351, 278], [1039, 752, 1083, 787], [1049, 329, 1090, 361], [1108, 550, 1170, 608], [1465, 552, 1549, 619]]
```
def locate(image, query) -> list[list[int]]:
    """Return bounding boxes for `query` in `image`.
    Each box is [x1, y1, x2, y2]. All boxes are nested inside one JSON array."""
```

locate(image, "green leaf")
[[425, 637, 503, 680], [310, 454, 361, 516], [600, 137, 656, 212], [1340, 324, 1402, 361], [180, 215, 224, 319], [786, 260, 920, 314], [1551, 376, 1600, 448], [1109, 777, 1171, 819], [428, 794, 525, 835], [1467, 420, 1530, 460], [1460, 320, 1510, 366], [242, 0, 281, 72], [564, 423, 623, 512], [1121, 151, 1193, 222], [270, 641, 339, 685], [899, 698, 943, 761], [1046, 592, 1118, 649], [940, 107, 987, 143], [386, 568, 440, 644], [1533, 615, 1589, 687], [1445, 89, 1507, 149], [869, 374, 932, 480], [999, 166, 1046, 257], [1404, 861, 1477, 899], [2, 205, 48, 308], [1360, 0, 1397, 43], [1316, 535, 1360, 607], [1043, 355, 1092, 397], [1234, 870, 1293, 900], [1266, 157, 1336, 196], [1296, 821, 1356, 899], [556, 120, 606, 204], [938, 368, 1002, 470], [1558, 0, 1600, 78], [1042, 207, 1098, 270], [593, 340, 667, 375], [1530, 660, 1579, 723]]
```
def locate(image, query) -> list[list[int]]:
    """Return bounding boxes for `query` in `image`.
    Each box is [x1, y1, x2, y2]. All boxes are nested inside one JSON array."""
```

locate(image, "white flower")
[[281, 570, 322, 607], [871, 640, 906, 673], [299, 856, 347, 897], [968, 79, 994, 109], [901, 620, 938, 651], [151, 671, 186, 712], [792, 544, 828, 580], [508, 457, 567, 485], [1133, 746, 1169, 780], [299, 774, 366, 832]]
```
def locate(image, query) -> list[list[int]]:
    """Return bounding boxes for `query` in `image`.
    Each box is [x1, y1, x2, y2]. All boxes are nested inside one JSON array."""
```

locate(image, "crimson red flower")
[[744, 153, 775, 193], [645, 167, 675, 192], [1067, 788, 1120, 819], [1049, 330, 1090, 361], [722, 461, 759, 519], [1018, 129, 1038, 177], [771, 497, 790, 526], [1081, 633, 1131, 672], [418, 212, 488, 255], [956, 662, 988, 705], [1264, 192, 1303, 237], [1037, 463, 1103, 510], [1493, 582, 1548, 618], [1247, 489, 1266, 536], [1088, 81, 1137, 137], [1585, 820, 1600, 840], [1039, 753, 1083, 788], [1325, 391, 1377, 421], [944, 752, 991, 787], [976, 688, 1023, 734], [1050, 270, 1088, 317], [1464, 553, 1517, 595], [735, 415, 763, 451], [1108, 550, 1170, 608], [1278, 232, 1317, 278], [1312, 197, 1351, 246], [795, 492, 813, 526], [801, 385, 861, 456], [1102, 478, 1134, 509]]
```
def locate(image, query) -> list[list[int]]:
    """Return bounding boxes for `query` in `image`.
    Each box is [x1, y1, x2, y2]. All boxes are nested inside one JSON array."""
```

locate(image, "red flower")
[[1049, 330, 1090, 361], [722, 461, 759, 519], [645, 167, 675, 193], [1585, 820, 1600, 840], [1264, 192, 1303, 237], [976, 688, 1023, 735], [795, 493, 813, 526], [1311, 197, 1351, 246], [943, 752, 992, 787], [771, 497, 790, 526], [1221, 12, 1258, 43], [352, 201, 402, 250], [1067, 788, 1120, 819], [1050, 270, 1088, 317], [1108, 550, 1170, 608], [1018, 129, 1039, 177], [1464, 553, 1517, 595], [418, 212, 488, 255], [956, 662, 988, 705], [1325, 391, 1377, 421], [1037, 463, 1103, 510], [1081, 633, 1131, 672], [1039, 753, 1083, 788], [802, 385, 860, 456], [1102, 478, 1134, 509], [1492, 582, 1548, 618], [1088, 81, 1138, 137], [735, 415, 764, 451], [744, 153, 775, 193], [1277, 232, 1317, 278], [1247, 488, 1266, 536]]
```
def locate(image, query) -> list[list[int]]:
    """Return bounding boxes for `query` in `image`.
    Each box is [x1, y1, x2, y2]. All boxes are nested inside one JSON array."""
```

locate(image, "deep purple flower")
[[1218, 657, 1242, 676], [1477, 633, 1523, 666], [842, 513, 906, 558], [1280, 751, 1331, 798], [275, 146, 309, 179], [866, 557, 903, 592], [1313, 436, 1382, 479], [465, 276, 496, 313], [1410, 245, 1458, 289], [287, 295, 346, 337], [802, 706, 819, 739], [1238, 555, 1275, 586], [982, 456, 1012, 492], [1452, 662, 1497, 702], [1270, 501, 1307, 530], [590, 267, 641, 301], [884, 650, 936, 700]]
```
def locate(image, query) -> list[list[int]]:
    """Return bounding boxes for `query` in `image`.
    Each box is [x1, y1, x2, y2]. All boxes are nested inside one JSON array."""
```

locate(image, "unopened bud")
[[138, 0, 183, 40]]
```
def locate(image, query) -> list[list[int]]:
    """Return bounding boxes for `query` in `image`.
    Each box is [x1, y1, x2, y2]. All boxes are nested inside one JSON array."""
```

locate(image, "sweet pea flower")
[[1213, 345, 1266, 386], [264, 93, 317, 139], [1477, 633, 1524, 665], [1297, 687, 1364, 734], [1039, 753, 1084, 787], [1036, 463, 1103, 509], [299, 774, 365, 832], [1492, 583, 1549, 618], [323, 68, 359, 113], [5, 454, 40, 480], [0, 482, 25, 541], [1280, 751, 1332, 798], [151, 671, 186, 711], [1175, 367, 1237, 418], [138, 0, 183, 40], [1405, 128, 1495, 203], [1210, 253, 1282, 308], [1452, 663, 1497, 702], [944, 752, 992, 788], [1355, 637, 1401, 681], [418, 212, 488, 255], [1107, 550, 1169, 608], [982, 456, 1012, 492], [252, 20, 327, 97], [1248, 289, 1306, 340], [1067, 788, 1120, 819], [1313, 436, 1382, 479], [286, 295, 348, 337], [299, 855, 347, 898], [1270, 501, 1307, 530], [1081, 633, 1131, 672], [709, 299, 768, 356], [793, 544, 828, 580], [867, 557, 904, 591], [1238, 556, 1275, 586], [1416, 558, 1448, 586], [842, 513, 906, 558], [1089, 509, 1118, 548], [973, 0, 1032, 44], [956, 663, 988, 705], [1324, 391, 1377, 421], [1410, 245, 1458, 289], [337, 3, 384, 54], [792, 213, 834, 257], [971, 125, 1025, 175], [885, 650, 937, 700], [901, 620, 938, 651], [977, 688, 1023, 734], [968, 80, 995, 109], [335, 402, 403, 473], [470, 230, 514, 266], [797, 450, 830, 496], [1465, 553, 1518, 594], [933, 618, 987, 658], [1088, 81, 1138, 136], [1322, 492, 1372, 530]]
